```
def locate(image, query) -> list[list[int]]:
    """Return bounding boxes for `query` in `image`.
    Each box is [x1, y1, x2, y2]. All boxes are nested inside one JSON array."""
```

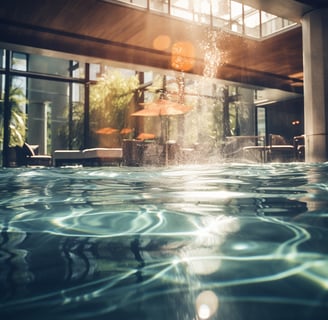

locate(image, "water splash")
[[201, 29, 222, 78]]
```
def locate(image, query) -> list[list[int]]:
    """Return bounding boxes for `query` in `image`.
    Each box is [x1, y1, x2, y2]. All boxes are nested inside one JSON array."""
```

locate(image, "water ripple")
[[1, 163, 328, 319]]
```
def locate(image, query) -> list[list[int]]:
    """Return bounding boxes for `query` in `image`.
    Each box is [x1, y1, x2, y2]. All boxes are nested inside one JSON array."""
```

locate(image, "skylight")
[[105, 0, 298, 39]]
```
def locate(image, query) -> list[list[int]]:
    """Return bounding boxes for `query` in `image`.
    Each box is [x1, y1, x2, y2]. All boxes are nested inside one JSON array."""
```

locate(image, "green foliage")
[[71, 101, 84, 149], [0, 86, 27, 147], [9, 87, 27, 147], [57, 101, 84, 150], [90, 70, 139, 130]]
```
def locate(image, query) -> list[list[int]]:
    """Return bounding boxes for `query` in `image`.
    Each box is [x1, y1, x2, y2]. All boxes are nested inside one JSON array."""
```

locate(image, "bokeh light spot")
[[196, 290, 219, 319], [153, 35, 171, 51], [171, 41, 195, 71]]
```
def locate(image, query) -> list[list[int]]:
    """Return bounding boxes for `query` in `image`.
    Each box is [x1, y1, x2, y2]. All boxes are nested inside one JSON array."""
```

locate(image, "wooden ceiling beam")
[[0, 0, 304, 93]]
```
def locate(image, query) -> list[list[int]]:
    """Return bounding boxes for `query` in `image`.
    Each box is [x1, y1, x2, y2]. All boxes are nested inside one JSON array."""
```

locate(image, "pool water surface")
[[0, 163, 328, 319]]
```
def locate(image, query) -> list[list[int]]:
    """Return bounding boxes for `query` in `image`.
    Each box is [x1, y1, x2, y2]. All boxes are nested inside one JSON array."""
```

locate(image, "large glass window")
[[28, 54, 70, 77], [244, 6, 260, 38], [108, 0, 298, 39], [12, 52, 27, 71], [171, 0, 193, 21], [119, 0, 147, 8], [0, 50, 6, 166], [211, 0, 231, 29], [9, 75, 27, 148], [150, 0, 169, 13], [0, 46, 303, 167], [26, 78, 84, 153], [89, 67, 139, 148], [230, 0, 243, 34], [256, 107, 266, 138], [193, 0, 212, 25], [0, 50, 87, 166]]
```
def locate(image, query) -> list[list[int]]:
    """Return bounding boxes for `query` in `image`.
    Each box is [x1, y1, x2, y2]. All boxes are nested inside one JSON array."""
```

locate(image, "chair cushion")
[[53, 150, 83, 159], [83, 148, 122, 159]]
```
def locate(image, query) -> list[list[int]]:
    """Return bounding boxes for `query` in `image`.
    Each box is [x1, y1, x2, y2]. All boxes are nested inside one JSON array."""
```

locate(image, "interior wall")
[[265, 97, 304, 144]]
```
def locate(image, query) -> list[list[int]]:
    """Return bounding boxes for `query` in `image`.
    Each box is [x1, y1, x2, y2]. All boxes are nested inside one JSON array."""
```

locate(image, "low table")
[[83, 148, 122, 166], [243, 145, 296, 163]]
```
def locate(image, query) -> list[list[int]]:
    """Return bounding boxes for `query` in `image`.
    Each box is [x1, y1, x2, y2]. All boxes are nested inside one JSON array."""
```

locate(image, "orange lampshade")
[[96, 127, 118, 135], [171, 41, 195, 72], [136, 133, 156, 141], [120, 128, 133, 135]]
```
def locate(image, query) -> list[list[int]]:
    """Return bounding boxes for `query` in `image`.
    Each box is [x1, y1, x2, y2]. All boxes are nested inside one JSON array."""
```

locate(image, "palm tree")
[[0, 86, 27, 147]]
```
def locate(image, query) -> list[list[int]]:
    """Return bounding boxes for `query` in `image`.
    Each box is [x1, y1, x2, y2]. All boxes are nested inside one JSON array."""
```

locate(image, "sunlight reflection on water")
[[0, 163, 328, 319]]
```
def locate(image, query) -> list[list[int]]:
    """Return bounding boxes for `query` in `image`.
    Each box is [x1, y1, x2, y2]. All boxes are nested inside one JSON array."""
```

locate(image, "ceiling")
[[0, 0, 326, 97]]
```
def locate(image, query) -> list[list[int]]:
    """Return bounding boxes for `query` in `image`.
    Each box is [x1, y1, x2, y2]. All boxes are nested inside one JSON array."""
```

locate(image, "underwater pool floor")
[[0, 163, 328, 319]]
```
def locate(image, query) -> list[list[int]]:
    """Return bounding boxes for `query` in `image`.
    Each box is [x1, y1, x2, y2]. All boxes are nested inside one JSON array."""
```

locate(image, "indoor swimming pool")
[[0, 163, 328, 319]]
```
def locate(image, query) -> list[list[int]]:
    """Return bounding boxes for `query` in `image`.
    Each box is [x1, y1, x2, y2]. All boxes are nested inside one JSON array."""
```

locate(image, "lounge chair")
[[53, 148, 123, 166], [16, 142, 52, 166], [53, 150, 84, 167]]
